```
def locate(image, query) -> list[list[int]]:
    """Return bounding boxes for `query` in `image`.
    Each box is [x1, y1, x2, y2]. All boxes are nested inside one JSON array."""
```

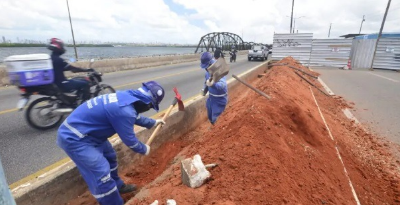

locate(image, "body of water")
[[0, 46, 196, 63]]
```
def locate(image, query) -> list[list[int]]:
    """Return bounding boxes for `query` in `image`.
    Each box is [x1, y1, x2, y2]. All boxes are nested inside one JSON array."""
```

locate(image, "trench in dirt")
[[66, 57, 400, 205]]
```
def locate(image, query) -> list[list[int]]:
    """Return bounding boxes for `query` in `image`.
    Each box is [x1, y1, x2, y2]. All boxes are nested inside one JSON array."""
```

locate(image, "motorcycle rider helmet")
[[200, 52, 216, 69], [47, 38, 66, 54], [141, 81, 165, 111]]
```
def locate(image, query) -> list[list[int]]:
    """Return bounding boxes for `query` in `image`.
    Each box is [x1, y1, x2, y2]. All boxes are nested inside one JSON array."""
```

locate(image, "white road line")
[[309, 87, 361, 205], [368, 72, 399, 83], [318, 78, 335, 95], [343, 108, 360, 124]]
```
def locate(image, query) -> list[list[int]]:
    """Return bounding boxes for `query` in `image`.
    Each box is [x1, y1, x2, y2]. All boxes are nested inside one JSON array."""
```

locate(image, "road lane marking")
[[9, 60, 267, 191], [368, 72, 399, 83]]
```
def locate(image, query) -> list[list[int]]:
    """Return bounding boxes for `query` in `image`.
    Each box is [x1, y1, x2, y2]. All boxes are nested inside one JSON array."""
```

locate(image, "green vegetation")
[[0, 43, 45, 47], [0, 43, 197, 48]]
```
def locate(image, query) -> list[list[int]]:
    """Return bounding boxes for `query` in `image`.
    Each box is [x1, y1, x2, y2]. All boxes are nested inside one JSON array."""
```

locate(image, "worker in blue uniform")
[[57, 81, 166, 205], [200, 52, 228, 125]]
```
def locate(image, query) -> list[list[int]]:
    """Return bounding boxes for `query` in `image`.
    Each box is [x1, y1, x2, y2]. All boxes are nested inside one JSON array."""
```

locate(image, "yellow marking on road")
[[0, 108, 19, 115]]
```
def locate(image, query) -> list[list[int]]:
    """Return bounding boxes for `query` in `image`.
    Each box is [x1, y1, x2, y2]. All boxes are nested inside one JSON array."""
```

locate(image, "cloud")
[[0, 0, 399, 44]]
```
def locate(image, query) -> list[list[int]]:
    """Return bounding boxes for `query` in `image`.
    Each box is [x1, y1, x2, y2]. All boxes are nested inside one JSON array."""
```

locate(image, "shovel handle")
[[146, 98, 178, 145]]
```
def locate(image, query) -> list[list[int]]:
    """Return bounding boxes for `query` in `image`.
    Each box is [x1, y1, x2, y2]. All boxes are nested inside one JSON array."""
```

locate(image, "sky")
[[0, 0, 399, 44]]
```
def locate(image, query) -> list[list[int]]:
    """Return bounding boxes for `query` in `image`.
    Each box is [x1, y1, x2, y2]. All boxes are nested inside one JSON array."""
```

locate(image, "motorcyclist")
[[229, 46, 237, 62], [48, 38, 92, 102], [214, 46, 224, 59]]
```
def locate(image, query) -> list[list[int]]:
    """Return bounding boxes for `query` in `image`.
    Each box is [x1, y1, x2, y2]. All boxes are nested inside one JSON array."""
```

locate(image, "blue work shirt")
[[204, 72, 228, 97], [58, 90, 156, 154]]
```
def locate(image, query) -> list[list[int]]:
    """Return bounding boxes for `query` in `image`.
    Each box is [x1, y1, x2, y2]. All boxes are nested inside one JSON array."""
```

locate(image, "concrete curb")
[[12, 61, 268, 205]]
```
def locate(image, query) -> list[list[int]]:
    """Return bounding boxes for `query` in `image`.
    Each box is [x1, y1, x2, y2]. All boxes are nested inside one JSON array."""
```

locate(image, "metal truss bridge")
[[194, 32, 267, 53]]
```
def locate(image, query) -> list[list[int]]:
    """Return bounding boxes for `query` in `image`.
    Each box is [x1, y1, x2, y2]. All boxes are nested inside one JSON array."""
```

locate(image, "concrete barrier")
[[11, 54, 264, 205]]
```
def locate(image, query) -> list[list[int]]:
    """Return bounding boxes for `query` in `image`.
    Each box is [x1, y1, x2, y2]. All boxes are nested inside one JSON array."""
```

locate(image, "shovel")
[[146, 87, 184, 145]]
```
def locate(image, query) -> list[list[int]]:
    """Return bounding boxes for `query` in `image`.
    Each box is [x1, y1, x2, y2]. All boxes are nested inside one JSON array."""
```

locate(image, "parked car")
[[248, 45, 269, 61]]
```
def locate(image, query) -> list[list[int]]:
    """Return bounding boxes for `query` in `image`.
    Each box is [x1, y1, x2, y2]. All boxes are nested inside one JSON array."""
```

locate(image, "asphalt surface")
[[313, 67, 400, 144], [0, 55, 267, 184]]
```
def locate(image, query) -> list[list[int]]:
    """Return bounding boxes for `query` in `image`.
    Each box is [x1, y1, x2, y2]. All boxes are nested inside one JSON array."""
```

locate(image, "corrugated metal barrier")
[[310, 39, 352, 68], [372, 38, 400, 70], [350, 39, 376, 69], [272, 33, 313, 65]]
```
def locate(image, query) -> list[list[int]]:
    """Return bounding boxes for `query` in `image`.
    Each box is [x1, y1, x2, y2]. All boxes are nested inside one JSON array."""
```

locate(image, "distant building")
[[354, 32, 400, 39], [2, 36, 5, 43], [339, 34, 366, 39], [340, 32, 400, 39]]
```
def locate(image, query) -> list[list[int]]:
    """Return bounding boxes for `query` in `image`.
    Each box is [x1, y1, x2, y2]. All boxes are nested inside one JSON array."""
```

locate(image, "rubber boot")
[[119, 184, 137, 194]]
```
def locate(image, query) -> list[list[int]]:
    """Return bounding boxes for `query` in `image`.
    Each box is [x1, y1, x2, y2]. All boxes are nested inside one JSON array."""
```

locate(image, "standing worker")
[[200, 52, 228, 125], [214, 46, 224, 59], [57, 81, 166, 205]]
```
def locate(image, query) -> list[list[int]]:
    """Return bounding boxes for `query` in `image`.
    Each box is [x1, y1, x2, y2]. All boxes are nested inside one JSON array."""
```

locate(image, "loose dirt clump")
[[66, 57, 400, 205]]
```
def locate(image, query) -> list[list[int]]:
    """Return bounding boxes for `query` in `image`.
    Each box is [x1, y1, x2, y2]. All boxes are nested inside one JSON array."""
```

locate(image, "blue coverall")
[[204, 72, 228, 124], [57, 90, 156, 205]]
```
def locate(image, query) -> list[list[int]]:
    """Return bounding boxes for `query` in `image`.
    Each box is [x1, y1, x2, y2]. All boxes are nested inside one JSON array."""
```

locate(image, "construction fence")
[[272, 33, 400, 70]]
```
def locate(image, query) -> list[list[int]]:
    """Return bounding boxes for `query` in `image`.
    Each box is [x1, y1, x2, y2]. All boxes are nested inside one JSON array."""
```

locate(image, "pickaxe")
[[146, 87, 184, 145]]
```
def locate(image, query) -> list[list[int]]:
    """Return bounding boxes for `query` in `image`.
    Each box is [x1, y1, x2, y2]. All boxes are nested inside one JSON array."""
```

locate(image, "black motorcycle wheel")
[[25, 97, 63, 130], [93, 84, 116, 97]]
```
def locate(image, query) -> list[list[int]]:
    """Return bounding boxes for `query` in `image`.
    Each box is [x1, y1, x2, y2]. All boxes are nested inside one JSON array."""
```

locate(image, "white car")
[[248, 45, 269, 61]]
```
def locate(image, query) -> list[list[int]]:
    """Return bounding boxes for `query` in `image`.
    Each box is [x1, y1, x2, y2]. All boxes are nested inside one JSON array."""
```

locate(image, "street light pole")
[[66, 0, 78, 60], [371, 0, 391, 71], [328, 23, 332, 38], [359, 15, 365, 34], [290, 0, 294, 33]]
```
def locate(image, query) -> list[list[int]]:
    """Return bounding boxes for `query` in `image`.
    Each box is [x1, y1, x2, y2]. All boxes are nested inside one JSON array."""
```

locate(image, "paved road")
[[313, 67, 400, 144], [0, 55, 267, 184]]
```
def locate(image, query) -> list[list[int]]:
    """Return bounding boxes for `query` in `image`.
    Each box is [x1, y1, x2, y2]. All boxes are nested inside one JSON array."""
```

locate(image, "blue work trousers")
[[206, 95, 228, 124], [57, 135, 124, 205]]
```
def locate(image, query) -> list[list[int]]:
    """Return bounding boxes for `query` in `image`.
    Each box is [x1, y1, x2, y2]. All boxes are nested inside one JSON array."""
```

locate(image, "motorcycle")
[[16, 60, 115, 130], [229, 50, 237, 63]]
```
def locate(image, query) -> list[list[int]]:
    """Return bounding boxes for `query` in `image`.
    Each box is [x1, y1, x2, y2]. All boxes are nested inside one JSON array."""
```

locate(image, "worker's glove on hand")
[[144, 144, 150, 156], [154, 119, 166, 127], [206, 78, 214, 87]]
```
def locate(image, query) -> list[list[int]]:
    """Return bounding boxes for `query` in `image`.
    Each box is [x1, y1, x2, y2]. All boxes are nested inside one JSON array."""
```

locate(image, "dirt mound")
[[66, 57, 400, 205]]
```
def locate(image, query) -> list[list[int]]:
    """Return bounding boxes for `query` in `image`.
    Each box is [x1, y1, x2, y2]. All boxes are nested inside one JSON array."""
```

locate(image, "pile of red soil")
[[67, 57, 400, 205]]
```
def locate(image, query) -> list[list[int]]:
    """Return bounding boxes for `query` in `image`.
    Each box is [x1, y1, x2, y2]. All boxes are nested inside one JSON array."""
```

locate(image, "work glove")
[[206, 78, 214, 87], [144, 144, 150, 156], [154, 119, 165, 127]]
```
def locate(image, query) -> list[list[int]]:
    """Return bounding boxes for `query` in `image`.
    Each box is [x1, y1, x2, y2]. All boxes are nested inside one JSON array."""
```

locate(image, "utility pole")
[[293, 19, 296, 33], [328, 23, 332, 38], [66, 0, 78, 60], [290, 0, 294, 33], [371, 0, 391, 71], [359, 15, 365, 34]]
